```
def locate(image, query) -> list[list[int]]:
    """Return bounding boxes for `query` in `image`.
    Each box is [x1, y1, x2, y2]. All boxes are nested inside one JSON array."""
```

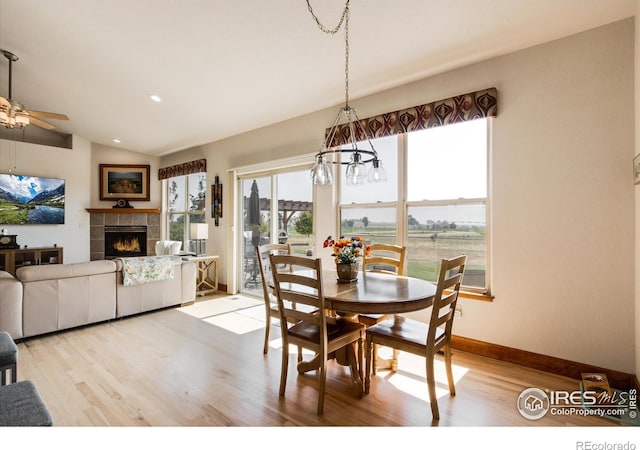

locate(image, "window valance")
[[325, 87, 497, 148], [158, 158, 207, 180]]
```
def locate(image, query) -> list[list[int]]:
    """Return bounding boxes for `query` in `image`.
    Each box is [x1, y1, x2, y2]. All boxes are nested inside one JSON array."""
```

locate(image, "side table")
[[183, 255, 219, 296]]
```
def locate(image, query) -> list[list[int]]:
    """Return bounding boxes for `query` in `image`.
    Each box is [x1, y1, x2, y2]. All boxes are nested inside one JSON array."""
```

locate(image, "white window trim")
[[337, 119, 492, 296]]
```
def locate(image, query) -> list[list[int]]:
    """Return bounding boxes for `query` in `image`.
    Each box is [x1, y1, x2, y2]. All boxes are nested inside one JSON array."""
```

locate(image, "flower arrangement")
[[322, 236, 371, 264]]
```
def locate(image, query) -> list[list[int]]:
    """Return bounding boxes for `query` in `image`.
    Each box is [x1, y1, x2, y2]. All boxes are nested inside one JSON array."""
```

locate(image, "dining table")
[[270, 268, 437, 395]]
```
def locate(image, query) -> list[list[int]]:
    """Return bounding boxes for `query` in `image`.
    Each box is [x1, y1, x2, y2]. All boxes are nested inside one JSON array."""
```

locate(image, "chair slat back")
[[427, 255, 467, 348], [362, 243, 406, 276], [269, 254, 325, 329], [256, 243, 292, 306]]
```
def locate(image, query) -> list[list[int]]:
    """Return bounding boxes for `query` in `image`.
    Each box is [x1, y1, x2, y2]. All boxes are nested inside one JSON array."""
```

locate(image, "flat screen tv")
[[0, 173, 65, 224]]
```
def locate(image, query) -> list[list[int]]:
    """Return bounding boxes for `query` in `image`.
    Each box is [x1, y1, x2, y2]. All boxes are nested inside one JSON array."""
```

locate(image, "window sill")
[[458, 290, 494, 302]]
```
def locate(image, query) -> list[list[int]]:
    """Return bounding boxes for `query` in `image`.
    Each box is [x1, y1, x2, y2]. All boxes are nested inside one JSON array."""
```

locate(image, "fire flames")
[[113, 237, 141, 253]]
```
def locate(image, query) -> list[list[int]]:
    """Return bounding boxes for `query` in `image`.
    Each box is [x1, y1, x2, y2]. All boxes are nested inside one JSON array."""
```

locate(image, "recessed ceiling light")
[[150, 94, 162, 103], [112, 138, 121, 144]]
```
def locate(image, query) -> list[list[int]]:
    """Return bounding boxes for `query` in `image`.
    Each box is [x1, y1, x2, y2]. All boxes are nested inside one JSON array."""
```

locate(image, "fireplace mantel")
[[86, 208, 160, 214]]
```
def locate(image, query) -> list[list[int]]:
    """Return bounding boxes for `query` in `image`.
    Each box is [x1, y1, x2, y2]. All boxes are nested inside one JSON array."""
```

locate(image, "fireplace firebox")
[[104, 226, 147, 258]]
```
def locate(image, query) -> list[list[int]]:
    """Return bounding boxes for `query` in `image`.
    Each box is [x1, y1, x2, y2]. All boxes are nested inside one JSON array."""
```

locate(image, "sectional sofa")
[[0, 257, 196, 340]]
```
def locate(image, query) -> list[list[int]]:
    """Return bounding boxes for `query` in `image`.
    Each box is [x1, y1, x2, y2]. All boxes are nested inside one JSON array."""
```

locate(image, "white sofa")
[[0, 257, 196, 340]]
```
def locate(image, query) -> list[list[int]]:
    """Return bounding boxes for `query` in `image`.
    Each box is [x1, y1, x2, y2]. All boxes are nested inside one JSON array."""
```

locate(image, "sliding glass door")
[[238, 169, 312, 297]]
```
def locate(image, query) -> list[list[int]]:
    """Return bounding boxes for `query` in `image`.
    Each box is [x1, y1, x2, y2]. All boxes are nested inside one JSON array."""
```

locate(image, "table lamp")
[[190, 223, 209, 256]]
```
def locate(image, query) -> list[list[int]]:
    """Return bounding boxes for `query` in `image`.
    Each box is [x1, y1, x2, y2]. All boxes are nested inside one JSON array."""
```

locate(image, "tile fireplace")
[[88, 209, 160, 261]]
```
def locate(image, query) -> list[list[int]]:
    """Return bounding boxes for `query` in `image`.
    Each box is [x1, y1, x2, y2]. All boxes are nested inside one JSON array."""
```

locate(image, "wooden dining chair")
[[364, 254, 467, 421], [361, 243, 406, 276], [359, 243, 406, 371], [269, 254, 365, 415], [256, 243, 293, 355]]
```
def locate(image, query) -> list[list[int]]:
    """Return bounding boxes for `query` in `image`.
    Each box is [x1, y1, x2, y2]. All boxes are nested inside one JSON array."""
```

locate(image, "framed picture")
[[635, 154, 640, 185], [212, 175, 223, 226], [99, 164, 150, 201]]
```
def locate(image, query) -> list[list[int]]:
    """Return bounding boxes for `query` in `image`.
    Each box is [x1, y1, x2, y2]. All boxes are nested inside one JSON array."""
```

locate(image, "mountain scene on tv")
[[0, 174, 65, 224]]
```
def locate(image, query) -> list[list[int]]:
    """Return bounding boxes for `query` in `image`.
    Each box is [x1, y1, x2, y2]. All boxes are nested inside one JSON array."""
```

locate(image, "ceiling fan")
[[0, 49, 69, 130]]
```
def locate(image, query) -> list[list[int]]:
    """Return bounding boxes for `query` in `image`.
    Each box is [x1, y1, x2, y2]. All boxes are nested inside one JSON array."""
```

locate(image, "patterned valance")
[[158, 158, 207, 180], [325, 87, 498, 148]]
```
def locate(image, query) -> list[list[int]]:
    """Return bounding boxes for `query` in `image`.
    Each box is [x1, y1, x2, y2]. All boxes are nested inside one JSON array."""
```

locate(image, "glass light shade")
[[345, 153, 365, 186], [367, 159, 387, 183], [311, 155, 333, 185]]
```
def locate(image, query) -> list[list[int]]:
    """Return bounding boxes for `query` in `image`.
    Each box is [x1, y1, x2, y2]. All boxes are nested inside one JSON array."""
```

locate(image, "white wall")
[[162, 19, 635, 373], [456, 19, 635, 373], [90, 143, 161, 209], [0, 135, 92, 263]]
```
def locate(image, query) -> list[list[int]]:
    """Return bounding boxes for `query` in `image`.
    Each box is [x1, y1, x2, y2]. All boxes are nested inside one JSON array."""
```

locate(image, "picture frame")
[[635, 154, 640, 185], [99, 164, 150, 201]]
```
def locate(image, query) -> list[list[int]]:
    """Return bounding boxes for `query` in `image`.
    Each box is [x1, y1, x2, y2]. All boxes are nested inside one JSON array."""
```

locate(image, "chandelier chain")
[[305, 0, 349, 35], [306, 0, 351, 107]]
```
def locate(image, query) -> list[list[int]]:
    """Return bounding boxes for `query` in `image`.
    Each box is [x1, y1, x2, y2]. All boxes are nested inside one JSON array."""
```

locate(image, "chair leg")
[[365, 338, 373, 394], [426, 354, 440, 421], [372, 344, 378, 375], [444, 345, 456, 396], [1, 369, 5, 386], [347, 338, 363, 398], [357, 336, 364, 392], [263, 312, 271, 355], [317, 358, 327, 415], [279, 340, 289, 396], [11, 364, 16, 384]]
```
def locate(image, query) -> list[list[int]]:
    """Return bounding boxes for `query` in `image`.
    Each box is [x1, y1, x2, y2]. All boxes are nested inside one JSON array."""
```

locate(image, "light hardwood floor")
[[14, 294, 624, 428]]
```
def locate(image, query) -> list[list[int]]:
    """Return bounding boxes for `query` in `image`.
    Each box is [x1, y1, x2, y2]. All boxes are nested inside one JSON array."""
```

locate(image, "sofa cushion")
[[19, 261, 118, 338], [0, 271, 16, 280], [155, 240, 182, 255], [16, 260, 117, 282]]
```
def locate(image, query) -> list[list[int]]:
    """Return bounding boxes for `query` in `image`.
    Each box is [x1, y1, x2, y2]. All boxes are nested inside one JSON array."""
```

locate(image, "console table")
[[183, 255, 219, 296], [0, 247, 63, 276]]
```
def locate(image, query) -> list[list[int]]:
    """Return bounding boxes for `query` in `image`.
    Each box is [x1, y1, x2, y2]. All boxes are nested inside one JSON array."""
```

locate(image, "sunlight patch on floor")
[[378, 351, 469, 402], [202, 311, 265, 335], [177, 295, 262, 319], [177, 295, 266, 334], [268, 336, 316, 357]]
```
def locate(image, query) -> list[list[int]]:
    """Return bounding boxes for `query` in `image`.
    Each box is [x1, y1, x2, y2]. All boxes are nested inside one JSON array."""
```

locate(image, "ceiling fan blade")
[[28, 110, 69, 120], [29, 116, 56, 130]]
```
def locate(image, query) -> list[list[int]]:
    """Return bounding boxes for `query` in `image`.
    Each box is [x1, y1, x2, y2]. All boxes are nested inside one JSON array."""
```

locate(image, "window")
[[339, 135, 399, 245], [338, 118, 490, 293], [166, 172, 207, 253]]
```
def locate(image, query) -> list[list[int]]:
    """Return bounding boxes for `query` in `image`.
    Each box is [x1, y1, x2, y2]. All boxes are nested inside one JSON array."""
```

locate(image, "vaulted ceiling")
[[0, 0, 635, 156]]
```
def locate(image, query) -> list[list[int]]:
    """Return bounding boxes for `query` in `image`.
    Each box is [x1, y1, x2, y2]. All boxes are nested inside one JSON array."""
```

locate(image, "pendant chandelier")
[[307, 0, 386, 186]]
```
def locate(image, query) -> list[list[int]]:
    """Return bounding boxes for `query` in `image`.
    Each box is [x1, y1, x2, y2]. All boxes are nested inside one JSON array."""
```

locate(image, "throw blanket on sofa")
[[121, 256, 175, 286]]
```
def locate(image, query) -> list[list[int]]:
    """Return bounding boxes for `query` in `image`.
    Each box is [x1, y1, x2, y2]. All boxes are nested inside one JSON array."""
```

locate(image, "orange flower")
[[323, 235, 370, 263]]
